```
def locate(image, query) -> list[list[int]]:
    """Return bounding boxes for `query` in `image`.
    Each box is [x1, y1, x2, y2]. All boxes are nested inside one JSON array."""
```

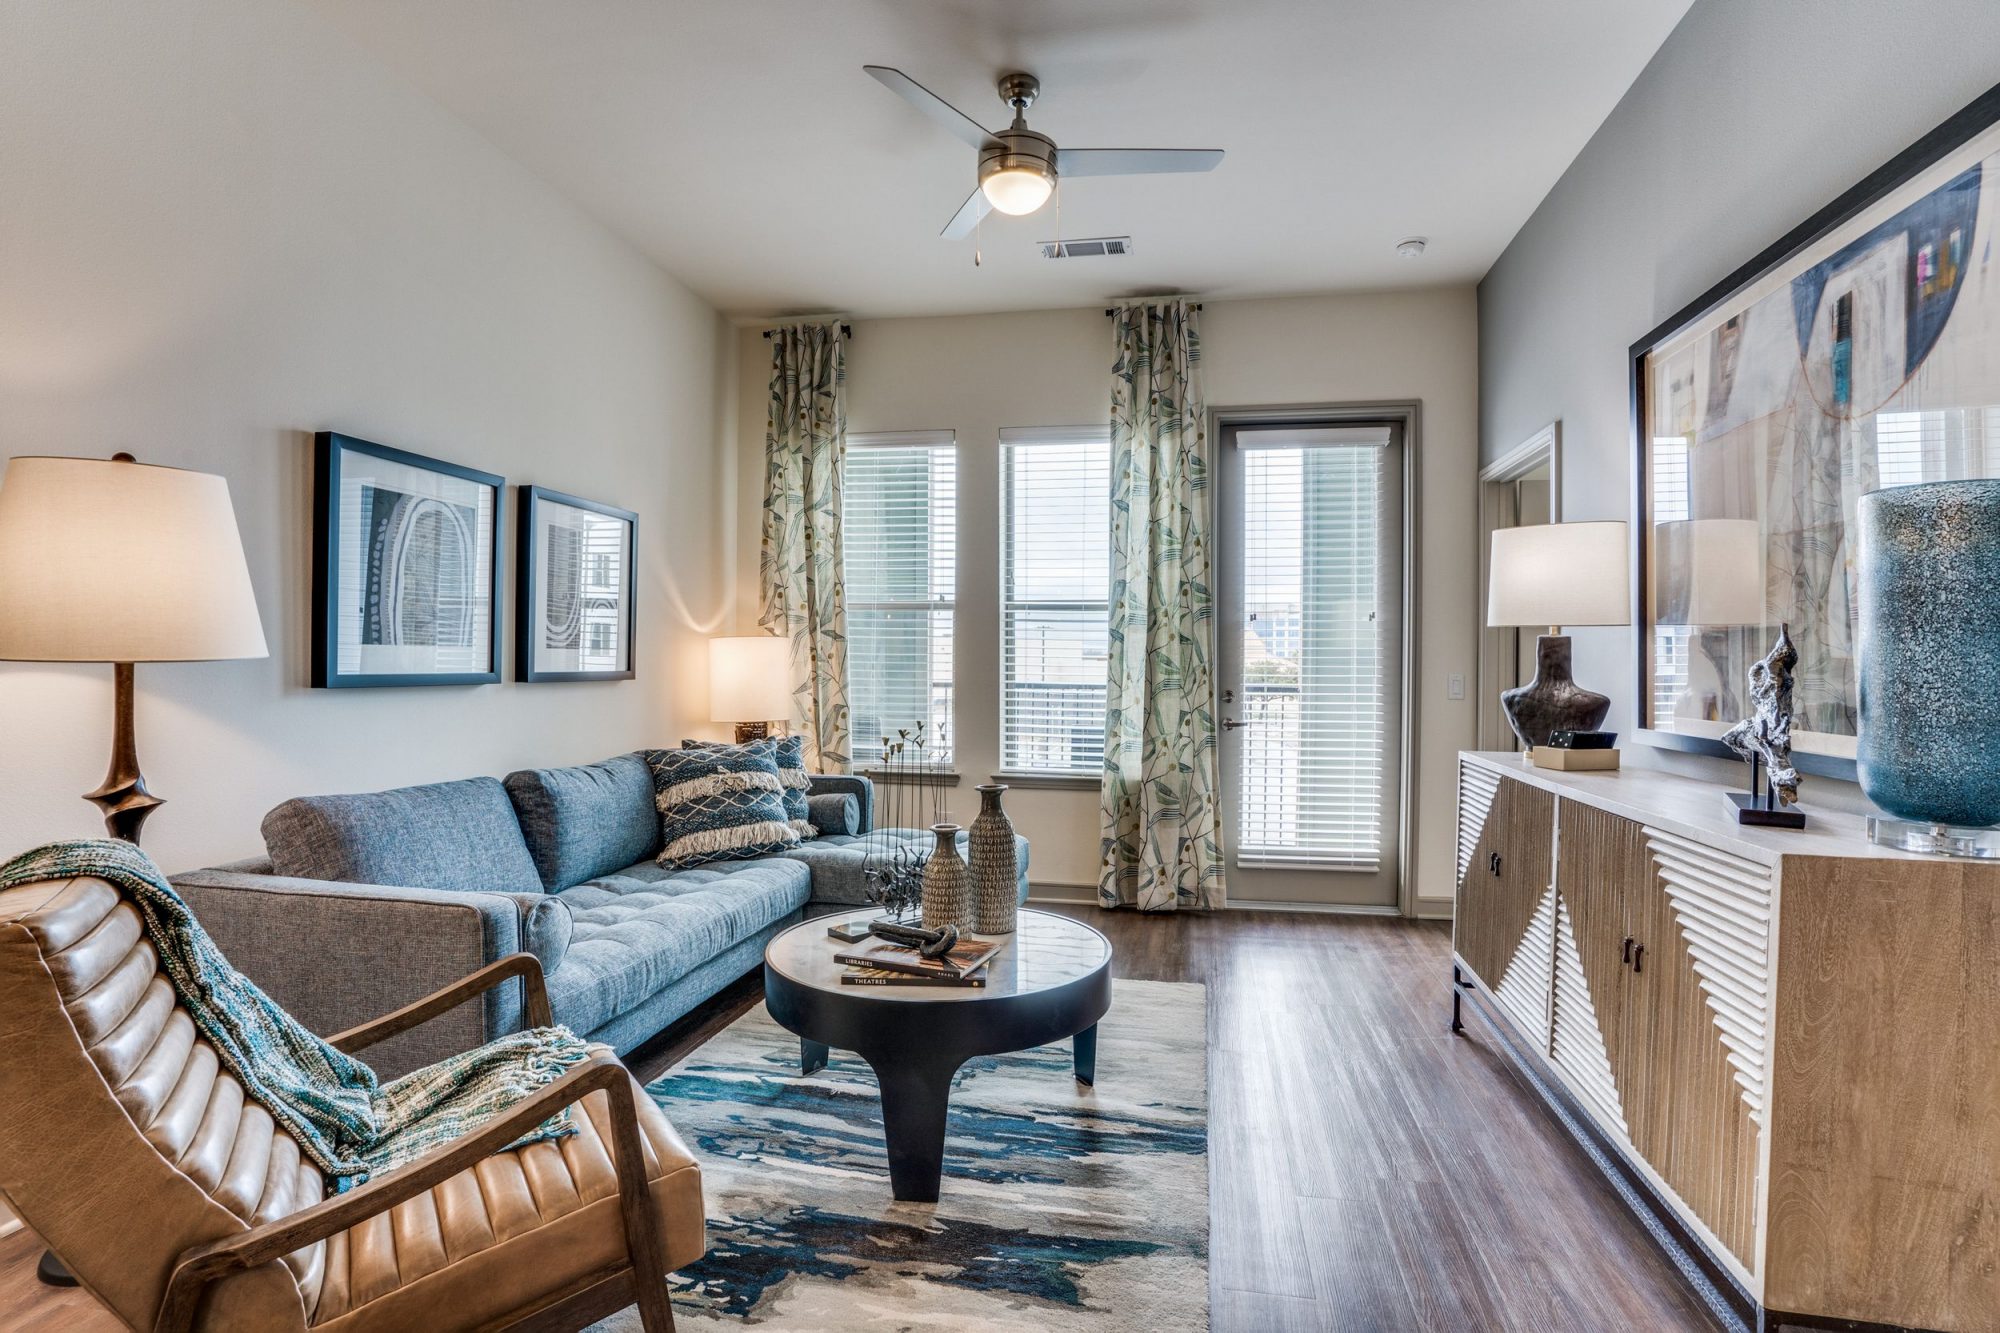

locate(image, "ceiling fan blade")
[[1056, 148, 1225, 178], [941, 186, 993, 239], [865, 65, 998, 151]]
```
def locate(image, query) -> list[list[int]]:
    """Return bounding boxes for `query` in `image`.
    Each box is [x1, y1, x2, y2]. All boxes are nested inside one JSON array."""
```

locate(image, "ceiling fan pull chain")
[[975, 213, 982, 267]]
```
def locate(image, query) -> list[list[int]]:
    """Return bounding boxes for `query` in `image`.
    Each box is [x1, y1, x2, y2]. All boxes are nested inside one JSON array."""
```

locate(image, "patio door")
[[1216, 420, 1404, 909]]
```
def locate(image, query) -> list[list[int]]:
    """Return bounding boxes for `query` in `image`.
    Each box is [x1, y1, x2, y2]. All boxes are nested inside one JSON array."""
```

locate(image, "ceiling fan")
[[864, 65, 1225, 239]]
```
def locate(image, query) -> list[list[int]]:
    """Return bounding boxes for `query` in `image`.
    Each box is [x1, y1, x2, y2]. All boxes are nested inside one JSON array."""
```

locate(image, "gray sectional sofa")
[[174, 752, 1029, 1076]]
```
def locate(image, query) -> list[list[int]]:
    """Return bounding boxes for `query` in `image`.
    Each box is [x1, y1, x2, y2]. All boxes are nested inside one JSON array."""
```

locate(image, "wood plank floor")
[[0, 905, 1718, 1331]]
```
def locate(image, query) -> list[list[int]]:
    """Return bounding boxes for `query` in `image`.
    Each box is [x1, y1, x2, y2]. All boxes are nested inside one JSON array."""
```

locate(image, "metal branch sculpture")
[[1721, 622, 1801, 807]]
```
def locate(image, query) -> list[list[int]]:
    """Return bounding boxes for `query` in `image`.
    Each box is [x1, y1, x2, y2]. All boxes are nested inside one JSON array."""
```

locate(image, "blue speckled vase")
[[1856, 480, 2000, 828]]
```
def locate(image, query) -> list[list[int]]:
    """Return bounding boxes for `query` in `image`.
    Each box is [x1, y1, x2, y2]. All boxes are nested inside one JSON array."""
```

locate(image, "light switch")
[[1446, 672, 1467, 700]]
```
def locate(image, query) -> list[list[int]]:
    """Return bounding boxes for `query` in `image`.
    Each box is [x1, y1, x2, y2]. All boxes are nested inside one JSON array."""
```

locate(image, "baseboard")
[[0, 1216, 20, 1240], [1025, 884, 1097, 905], [1225, 898, 1399, 916], [1413, 896, 1455, 920]]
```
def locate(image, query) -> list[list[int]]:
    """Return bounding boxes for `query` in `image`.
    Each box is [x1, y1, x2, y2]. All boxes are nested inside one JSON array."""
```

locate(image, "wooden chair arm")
[[328, 952, 554, 1054], [152, 1051, 652, 1333]]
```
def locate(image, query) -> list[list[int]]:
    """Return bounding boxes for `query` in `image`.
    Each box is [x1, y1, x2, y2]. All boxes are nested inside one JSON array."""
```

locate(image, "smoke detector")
[[1041, 236, 1133, 259], [1395, 236, 1428, 258]]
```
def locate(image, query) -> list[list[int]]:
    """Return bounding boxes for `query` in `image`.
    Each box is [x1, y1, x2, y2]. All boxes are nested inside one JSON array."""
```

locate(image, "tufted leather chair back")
[[0, 875, 322, 1330]]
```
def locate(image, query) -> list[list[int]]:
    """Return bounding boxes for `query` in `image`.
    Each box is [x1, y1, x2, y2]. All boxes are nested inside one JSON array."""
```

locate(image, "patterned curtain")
[[1099, 301, 1226, 911], [759, 323, 850, 772]]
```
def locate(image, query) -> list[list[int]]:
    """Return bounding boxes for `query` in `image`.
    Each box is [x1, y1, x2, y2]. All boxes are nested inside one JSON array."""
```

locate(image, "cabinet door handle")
[[1489, 851, 1503, 877], [1631, 943, 1645, 975], [1621, 936, 1633, 964]]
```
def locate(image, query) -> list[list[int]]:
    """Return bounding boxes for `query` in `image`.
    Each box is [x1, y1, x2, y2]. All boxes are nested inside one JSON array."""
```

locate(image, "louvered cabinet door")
[[1454, 762, 1556, 1039], [1624, 829, 1770, 1273], [1550, 801, 1647, 1142]]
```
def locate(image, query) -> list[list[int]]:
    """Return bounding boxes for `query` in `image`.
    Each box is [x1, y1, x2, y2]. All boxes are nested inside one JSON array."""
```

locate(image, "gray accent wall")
[[1478, 0, 2000, 797]]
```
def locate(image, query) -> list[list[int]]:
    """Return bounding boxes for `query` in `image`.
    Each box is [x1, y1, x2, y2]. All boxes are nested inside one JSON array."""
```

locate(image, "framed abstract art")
[[312, 432, 502, 688], [515, 485, 637, 683], [1632, 81, 2000, 778]]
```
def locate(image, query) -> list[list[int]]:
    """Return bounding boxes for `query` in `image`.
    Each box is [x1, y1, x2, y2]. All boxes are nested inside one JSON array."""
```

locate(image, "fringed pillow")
[[646, 742, 800, 868], [682, 735, 814, 839]]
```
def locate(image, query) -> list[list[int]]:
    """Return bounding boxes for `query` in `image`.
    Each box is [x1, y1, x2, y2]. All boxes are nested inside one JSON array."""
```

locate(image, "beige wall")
[[0, 0, 733, 872], [735, 289, 1479, 912]]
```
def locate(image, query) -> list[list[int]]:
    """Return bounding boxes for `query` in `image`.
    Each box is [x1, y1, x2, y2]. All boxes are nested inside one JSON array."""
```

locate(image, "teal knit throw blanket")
[[0, 840, 594, 1191]]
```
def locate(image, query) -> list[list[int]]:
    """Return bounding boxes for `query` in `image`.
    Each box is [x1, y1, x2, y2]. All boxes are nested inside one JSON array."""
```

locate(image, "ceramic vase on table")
[[921, 824, 971, 930], [1857, 480, 2000, 848], [969, 783, 1019, 934]]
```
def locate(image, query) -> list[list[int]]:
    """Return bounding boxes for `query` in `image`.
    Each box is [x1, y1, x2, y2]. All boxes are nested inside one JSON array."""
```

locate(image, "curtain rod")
[[1104, 303, 1203, 315], [763, 323, 853, 339]]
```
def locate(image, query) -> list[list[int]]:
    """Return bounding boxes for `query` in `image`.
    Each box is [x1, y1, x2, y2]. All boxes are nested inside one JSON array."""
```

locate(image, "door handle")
[[1621, 936, 1633, 964], [1222, 719, 1251, 730], [1489, 852, 1502, 877], [1631, 943, 1645, 974]]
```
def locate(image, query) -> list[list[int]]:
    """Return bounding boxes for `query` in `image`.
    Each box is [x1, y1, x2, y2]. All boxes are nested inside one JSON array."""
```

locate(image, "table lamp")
[[1487, 521, 1630, 752], [0, 454, 268, 844], [709, 634, 792, 744]]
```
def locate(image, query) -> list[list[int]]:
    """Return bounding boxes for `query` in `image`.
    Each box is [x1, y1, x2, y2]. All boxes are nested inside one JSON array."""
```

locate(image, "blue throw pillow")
[[682, 735, 814, 839], [646, 742, 800, 868]]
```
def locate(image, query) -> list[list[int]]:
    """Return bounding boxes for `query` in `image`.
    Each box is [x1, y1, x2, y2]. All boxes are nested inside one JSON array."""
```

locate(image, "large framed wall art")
[[515, 485, 637, 683], [312, 432, 503, 688], [1632, 81, 2000, 778]]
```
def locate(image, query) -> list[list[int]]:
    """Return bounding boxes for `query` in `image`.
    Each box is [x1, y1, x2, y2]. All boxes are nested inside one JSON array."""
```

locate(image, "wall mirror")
[[1632, 89, 2000, 776]]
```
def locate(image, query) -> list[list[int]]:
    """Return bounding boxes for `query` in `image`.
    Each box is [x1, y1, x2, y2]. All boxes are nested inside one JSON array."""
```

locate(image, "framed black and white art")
[[312, 432, 503, 688], [516, 486, 637, 683]]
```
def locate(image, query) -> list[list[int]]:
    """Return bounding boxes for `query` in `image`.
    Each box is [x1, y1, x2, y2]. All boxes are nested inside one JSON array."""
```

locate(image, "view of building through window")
[[843, 434, 956, 766], [1001, 430, 1111, 774]]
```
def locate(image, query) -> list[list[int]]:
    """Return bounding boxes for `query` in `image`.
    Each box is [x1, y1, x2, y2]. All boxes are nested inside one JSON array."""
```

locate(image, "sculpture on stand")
[[1720, 623, 1804, 827]]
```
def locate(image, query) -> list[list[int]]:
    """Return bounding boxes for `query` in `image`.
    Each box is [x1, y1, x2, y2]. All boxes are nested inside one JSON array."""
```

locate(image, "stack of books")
[[835, 935, 1003, 988]]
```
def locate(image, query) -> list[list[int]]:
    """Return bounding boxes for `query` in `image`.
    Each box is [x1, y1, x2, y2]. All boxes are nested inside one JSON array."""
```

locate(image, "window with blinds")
[[1650, 436, 1692, 730], [1001, 428, 1111, 774], [1237, 434, 1385, 869], [843, 433, 956, 767]]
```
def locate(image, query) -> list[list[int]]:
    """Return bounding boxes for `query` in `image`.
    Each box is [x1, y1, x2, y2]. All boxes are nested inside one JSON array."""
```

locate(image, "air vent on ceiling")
[[1040, 236, 1133, 259]]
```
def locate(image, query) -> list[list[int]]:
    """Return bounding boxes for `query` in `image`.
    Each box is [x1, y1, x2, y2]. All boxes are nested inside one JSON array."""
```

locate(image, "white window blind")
[[1650, 437, 1691, 729], [1001, 428, 1111, 774], [1237, 432, 1385, 868], [844, 433, 956, 766]]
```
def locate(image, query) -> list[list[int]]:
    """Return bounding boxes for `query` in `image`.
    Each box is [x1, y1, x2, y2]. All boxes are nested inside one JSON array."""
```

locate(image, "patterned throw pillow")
[[682, 735, 815, 839], [646, 742, 800, 868]]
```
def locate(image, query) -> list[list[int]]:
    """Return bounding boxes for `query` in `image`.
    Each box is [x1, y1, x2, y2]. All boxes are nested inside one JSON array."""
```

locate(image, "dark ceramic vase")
[[1499, 634, 1611, 749], [1857, 480, 2000, 828]]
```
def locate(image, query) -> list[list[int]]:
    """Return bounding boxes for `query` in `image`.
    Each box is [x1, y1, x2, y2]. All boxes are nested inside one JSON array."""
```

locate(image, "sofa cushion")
[[684, 737, 813, 838], [777, 827, 1031, 907], [645, 744, 799, 869], [806, 792, 860, 837], [547, 858, 810, 1038], [503, 753, 660, 892], [261, 777, 543, 896]]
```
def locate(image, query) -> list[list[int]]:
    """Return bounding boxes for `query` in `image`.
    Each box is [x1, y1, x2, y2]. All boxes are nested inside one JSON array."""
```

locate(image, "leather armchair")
[[0, 873, 704, 1331]]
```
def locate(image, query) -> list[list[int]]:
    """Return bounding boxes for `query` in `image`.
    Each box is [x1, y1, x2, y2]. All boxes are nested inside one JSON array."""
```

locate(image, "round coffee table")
[[764, 907, 1113, 1202]]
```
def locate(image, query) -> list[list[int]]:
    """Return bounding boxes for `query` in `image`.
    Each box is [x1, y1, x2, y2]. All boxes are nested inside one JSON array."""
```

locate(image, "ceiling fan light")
[[981, 165, 1054, 215]]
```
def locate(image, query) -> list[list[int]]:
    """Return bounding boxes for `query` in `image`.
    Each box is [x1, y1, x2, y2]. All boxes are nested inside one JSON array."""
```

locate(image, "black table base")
[[767, 946, 1112, 1203]]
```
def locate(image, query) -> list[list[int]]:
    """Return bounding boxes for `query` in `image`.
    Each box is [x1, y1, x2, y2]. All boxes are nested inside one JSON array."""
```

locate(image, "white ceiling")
[[305, 0, 1693, 319]]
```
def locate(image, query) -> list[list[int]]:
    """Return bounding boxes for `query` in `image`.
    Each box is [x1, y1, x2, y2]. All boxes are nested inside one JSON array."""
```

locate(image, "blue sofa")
[[173, 752, 1029, 1076]]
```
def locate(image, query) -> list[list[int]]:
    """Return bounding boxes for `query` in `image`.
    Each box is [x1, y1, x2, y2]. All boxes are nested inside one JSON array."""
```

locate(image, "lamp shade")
[[709, 635, 792, 722], [0, 456, 267, 662], [1653, 518, 1764, 627], [1487, 521, 1631, 628]]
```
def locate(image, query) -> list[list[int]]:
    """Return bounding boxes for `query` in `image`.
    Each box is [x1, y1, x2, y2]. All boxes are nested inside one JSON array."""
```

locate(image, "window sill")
[[859, 768, 962, 788], [991, 771, 1100, 791]]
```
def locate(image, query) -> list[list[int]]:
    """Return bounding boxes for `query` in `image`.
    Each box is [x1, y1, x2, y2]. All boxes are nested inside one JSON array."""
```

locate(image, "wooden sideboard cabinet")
[[1453, 751, 2000, 1333]]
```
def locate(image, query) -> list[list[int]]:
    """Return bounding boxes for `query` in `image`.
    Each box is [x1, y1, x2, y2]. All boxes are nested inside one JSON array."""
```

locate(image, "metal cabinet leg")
[[1451, 963, 1466, 1035]]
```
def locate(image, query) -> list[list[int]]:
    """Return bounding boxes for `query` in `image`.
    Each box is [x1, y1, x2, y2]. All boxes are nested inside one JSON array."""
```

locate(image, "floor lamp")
[[0, 452, 267, 1282]]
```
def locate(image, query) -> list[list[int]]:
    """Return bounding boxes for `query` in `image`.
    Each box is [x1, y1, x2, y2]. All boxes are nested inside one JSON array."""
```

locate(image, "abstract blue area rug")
[[607, 978, 1207, 1331]]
